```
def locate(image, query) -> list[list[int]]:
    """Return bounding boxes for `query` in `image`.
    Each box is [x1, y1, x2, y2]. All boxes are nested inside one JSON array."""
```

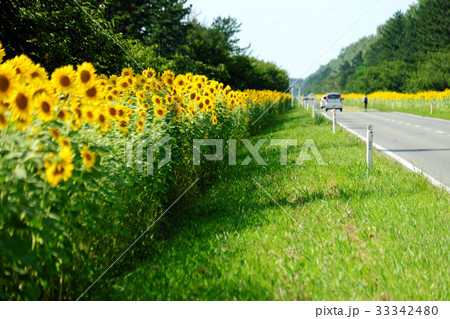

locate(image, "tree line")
[[303, 0, 450, 94], [0, 0, 289, 92]]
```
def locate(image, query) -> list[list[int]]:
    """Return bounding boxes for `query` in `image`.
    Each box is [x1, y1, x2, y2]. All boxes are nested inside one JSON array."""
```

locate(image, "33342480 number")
[[376, 306, 438, 316]]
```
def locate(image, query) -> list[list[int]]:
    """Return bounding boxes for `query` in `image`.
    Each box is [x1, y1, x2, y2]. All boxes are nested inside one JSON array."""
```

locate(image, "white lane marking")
[[321, 112, 450, 193]]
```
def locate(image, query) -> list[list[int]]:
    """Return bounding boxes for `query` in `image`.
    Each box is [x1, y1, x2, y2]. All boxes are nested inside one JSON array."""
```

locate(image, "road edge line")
[[321, 111, 450, 194]]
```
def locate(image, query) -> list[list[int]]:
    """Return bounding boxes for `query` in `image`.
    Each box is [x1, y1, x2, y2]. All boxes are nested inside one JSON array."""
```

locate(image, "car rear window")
[[328, 94, 340, 99]]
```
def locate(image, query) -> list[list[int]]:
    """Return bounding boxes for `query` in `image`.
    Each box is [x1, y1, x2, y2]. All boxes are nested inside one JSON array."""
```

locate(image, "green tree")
[[407, 51, 450, 91], [0, 0, 127, 74], [106, 0, 191, 57]]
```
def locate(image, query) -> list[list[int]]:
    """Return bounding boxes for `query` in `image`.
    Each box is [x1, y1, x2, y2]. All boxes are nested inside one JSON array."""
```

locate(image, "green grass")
[[86, 107, 449, 301]]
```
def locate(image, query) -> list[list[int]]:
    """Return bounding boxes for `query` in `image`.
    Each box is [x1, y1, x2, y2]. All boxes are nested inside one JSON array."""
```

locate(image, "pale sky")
[[186, 0, 418, 79]]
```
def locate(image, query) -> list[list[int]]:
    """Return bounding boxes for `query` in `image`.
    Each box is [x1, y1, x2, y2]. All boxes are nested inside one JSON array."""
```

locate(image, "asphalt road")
[[321, 107, 450, 191]]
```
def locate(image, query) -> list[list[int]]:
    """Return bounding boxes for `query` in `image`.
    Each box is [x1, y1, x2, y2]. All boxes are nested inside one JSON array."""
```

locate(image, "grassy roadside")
[[86, 106, 449, 301]]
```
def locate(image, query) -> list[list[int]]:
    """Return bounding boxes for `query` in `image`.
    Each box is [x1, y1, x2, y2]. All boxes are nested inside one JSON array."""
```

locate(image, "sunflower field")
[[0, 42, 291, 300], [342, 91, 450, 117]]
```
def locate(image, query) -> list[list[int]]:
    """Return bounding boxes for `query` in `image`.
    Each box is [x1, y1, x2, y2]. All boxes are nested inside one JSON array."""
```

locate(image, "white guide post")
[[367, 124, 373, 171], [333, 110, 337, 134]]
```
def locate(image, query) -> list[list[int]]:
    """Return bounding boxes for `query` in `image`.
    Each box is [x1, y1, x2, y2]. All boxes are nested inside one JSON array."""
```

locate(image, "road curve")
[[321, 108, 450, 191]]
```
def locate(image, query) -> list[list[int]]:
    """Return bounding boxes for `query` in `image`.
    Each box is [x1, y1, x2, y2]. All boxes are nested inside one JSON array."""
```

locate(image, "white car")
[[323, 92, 343, 112]]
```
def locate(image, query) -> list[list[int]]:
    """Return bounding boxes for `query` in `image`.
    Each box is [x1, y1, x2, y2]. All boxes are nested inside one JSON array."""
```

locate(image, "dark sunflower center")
[[60, 76, 71, 87], [80, 70, 91, 83], [109, 108, 116, 116], [41, 101, 51, 113], [0, 75, 10, 92], [86, 87, 97, 98], [99, 114, 106, 123], [15, 93, 28, 110], [85, 153, 92, 161]]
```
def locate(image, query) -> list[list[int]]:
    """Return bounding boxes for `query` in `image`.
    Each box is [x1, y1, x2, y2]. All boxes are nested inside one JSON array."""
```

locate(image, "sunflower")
[[154, 105, 167, 118], [51, 65, 76, 92], [35, 93, 56, 122], [211, 116, 218, 125], [96, 110, 109, 128], [116, 107, 126, 119], [111, 88, 120, 97], [60, 161, 74, 182], [165, 95, 174, 105], [120, 67, 133, 77], [29, 63, 48, 81], [0, 112, 7, 129], [175, 76, 185, 87], [77, 62, 96, 87], [81, 81, 103, 101], [80, 145, 96, 171], [49, 128, 60, 140], [189, 92, 197, 101], [143, 68, 156, 79], [118, 79, 130, 90], [45, 149, 74, 187], [152, 95, 163, 107], [107, 105, 117, 119], [83, 106, 96, 123], [10, 86, 33, 121], [245, 118, 249, 123], [143, 83, 152, 92], [45, 162, 63, 188], [197, 101, 205, 112], [0, 63, 19, 101], [136, 118, 144, 127], [135, 75, 147, 87], [8, 55, 34, 81], [58, 136, 71, 149]]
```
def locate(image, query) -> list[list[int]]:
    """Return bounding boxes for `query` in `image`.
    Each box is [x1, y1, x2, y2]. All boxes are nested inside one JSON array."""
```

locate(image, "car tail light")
[[326, 95, 328, 101]]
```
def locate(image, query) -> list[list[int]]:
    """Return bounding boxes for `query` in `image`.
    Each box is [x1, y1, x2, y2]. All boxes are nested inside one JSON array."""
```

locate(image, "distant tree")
[[106, 0, 191, 57], [210, 17, 249, 56], [0, 0, 127, 74], [366, 11, 406, 66], [185, 19, 231, 67], [407, 51, 450, 91]]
